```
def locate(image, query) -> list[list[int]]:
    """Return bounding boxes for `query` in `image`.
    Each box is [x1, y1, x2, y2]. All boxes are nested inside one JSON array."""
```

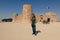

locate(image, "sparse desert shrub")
[[2, 18, 13, 22]]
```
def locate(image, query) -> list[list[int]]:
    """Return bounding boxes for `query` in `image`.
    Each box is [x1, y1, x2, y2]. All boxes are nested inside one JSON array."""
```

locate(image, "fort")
[[13, 4, 56, 23]]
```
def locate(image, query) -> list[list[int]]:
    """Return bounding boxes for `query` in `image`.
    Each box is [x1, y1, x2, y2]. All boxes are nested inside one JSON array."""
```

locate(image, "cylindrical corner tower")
[[22, 4, 32, 23]]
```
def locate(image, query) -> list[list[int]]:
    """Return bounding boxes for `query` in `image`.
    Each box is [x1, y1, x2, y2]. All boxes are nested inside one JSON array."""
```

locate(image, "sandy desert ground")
[[0, 22, 60, 40]]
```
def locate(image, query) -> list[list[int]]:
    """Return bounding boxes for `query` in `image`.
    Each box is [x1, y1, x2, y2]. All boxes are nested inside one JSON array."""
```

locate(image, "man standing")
[[31, 14, 38, 36]]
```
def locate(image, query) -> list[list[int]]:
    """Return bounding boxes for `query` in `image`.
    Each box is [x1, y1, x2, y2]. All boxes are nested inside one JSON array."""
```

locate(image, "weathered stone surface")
[[22, 4, 32, 23], [13, 13, 18, 22], [35, 14, 41, 23], [12, 4, 57, 23], [44, 12, 56, 22]]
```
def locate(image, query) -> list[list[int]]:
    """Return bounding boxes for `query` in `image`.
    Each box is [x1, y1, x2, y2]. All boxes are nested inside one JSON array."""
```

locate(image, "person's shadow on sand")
[[34, 30, 41, 36]]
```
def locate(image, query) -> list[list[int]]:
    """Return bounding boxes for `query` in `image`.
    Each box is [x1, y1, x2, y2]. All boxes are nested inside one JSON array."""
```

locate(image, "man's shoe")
[[32, 33, 35, 35], [34, 31, 38, 36]]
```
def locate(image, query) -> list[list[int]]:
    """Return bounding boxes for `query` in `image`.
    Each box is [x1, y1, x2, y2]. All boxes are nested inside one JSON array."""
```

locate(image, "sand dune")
[[0, 22, 60, 40]]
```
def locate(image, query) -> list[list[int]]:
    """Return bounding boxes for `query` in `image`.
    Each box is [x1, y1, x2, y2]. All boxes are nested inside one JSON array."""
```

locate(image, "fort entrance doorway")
[[47, 18, 50, 22]]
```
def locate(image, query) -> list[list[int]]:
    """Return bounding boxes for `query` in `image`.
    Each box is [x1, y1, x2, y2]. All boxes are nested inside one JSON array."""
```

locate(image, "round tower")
[[22, 4, 32, 23]]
